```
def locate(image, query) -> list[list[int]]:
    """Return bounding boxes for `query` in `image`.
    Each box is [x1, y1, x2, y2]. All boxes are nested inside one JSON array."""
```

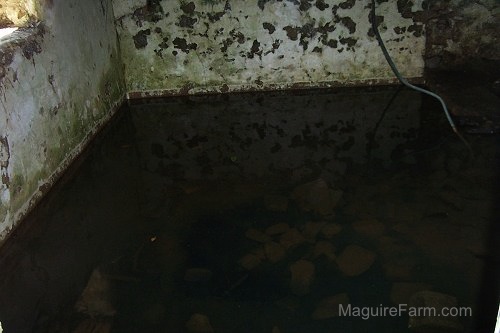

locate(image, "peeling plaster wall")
[[423, 0, 500, 69], [113, 0, 426, 96], [0, 0, 126, 244]]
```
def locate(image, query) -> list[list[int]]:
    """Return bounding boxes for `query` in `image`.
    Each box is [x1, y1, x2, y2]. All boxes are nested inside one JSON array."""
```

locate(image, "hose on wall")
[[370, 0, 472, 153]]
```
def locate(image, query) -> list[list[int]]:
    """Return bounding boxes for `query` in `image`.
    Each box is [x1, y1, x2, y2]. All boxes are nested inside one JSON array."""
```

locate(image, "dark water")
[[0, 87, 498, 333]]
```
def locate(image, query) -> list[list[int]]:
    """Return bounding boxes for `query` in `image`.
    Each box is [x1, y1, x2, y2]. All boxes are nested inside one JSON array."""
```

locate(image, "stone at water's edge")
[[336, 245, 376, 277]]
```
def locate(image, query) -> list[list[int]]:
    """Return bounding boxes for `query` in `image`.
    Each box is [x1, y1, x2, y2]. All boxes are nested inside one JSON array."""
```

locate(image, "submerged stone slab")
[[290, 259, 315, 296], [313, 241, 336, 261], [291, 179, 343, 216], [312, 293, 350, 320], [239, 253, 262, 271], [320, 223, 343, 238], [75, 268, 116, 317], [264, 194, 289, 212], [245, 228, 272, 243], [265, 241, 286, 263], [302, 221, 327, 241], [390, 282, 431, 305], [279, 228, 306, 250], [184, 268, 213, 282], [186, 313, 214, 333], [352, 218, 386, 238], [265, 223, 290, 236], [336, 245, 376, 277], [408, 291, 464, 332]]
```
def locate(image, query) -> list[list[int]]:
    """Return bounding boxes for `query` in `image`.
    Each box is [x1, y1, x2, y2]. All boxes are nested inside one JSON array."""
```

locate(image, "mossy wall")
[[0, 0, 126, 244], [113, 0, 427, 97]]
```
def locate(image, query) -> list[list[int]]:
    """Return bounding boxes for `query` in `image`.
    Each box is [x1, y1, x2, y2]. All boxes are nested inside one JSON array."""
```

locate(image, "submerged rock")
[[336, 245, 376, 276], [291, 179, 343, 216], [275, 295, 301, 312], [72, 318, 113, 333], [439, 190, 464, 211], [75, 268, 116, 317], [408, 291, 463, 332], [186, 313, 214, 333], [279, 228, 306, 250], [302, 221, 327, 241], [142, 303, 167, 326], [320, 223, 343, 238], [239, 253, 262, 270], [377, 236, 420, 280], [272, 326, 282, 333], [390, 282, 431, 305], [313, 241, 336, 260], [290, 259, 315, 295], [312, 293, 350, 320], [264, 194, 289, 212], [184, 268, 213, 282], [265, 222, 290, 236], [265, 241, 286, 263], [352, 218, 386, 238], [245, 228, 272, 243]]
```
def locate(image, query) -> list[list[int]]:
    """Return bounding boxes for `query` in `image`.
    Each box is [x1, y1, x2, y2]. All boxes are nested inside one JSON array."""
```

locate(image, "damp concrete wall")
[[0, 0, 126, 244], [424, 0, 499, 69], [112, 0, 427, 97]]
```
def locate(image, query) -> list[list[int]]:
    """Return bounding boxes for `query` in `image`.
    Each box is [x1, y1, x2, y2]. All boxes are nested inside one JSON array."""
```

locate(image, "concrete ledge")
[[127, 77, 426, 99]]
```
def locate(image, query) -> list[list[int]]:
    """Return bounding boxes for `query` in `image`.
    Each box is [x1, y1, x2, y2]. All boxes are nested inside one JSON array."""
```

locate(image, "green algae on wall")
[[0, 0, 126, 243], [113, 0, 427, 97]]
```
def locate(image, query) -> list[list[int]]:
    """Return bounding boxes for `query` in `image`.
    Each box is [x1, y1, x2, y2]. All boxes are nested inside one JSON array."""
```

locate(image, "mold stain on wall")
[[0, 0, 126, 243], [113, 0, 427, 96]]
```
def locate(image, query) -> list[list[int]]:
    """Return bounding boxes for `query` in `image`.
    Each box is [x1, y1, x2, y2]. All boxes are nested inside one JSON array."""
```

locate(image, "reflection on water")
[[0, 87, 497, 333]]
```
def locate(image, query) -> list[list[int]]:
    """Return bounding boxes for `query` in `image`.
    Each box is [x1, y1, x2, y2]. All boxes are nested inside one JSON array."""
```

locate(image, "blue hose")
[[370, 0, 472, 152]]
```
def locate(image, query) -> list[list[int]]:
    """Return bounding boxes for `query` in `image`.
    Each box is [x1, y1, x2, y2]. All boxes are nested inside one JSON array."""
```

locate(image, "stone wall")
[[112, 0, 427, 97], [0, 0, 40, 28], [0, 0, 126, 244], [423, 0, 499, 69]]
